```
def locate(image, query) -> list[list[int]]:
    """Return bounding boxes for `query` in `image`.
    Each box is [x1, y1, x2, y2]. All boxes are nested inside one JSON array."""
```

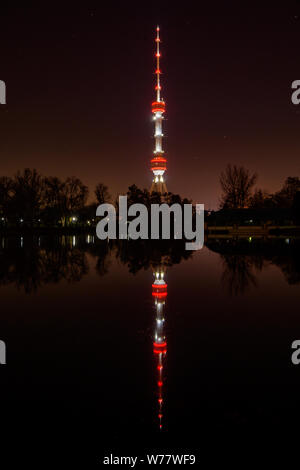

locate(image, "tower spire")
[[150, 26, 168, 195], [156, 26, 161, 102]]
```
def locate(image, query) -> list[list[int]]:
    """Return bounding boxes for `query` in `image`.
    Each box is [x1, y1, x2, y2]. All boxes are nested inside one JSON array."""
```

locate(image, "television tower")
[[150, 26, 168, 195]]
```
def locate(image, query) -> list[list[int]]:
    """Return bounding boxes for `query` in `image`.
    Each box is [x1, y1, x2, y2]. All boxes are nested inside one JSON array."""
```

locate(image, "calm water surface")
[[1, 235, 300, 462]]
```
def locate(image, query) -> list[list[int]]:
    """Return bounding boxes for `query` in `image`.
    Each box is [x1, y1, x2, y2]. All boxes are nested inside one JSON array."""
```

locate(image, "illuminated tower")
[[152, 266, 167, 429], [150, 26, 168, 195]]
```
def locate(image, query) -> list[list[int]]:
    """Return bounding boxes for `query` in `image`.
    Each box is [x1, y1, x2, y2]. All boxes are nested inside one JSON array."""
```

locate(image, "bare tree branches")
[[219, 164, 257, 209]]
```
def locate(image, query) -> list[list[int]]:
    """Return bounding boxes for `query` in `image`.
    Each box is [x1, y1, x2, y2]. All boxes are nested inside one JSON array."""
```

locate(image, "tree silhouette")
[[220, 254, 258, 296], [60, 177, 88, 226], [12, 168, 45, 226], [0, 237, 89, 293], [95, 183, 111, 206], [0, 176, 13, 219], [219, 164, 257, 209]]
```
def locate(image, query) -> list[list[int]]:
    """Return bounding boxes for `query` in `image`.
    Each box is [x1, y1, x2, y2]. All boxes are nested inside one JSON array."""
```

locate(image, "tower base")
[[150, 181, 168, 195]]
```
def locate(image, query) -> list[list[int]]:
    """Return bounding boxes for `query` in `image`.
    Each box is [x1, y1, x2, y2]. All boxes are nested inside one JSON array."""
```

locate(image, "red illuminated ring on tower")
[[151, 157, 167, 163], [152, 101, 165, 113], [153, 342, 167, 354], [152, 285, 167, 294], [152, 107, 165, 113], [152, 284, 168, 292], [150, 166, 167, 172], [151, 161, 167, 169], [150, 158, 167, 171], [153, 341, 167, 348], [154, 349, 167, 355], [152, 292, 167, 298]]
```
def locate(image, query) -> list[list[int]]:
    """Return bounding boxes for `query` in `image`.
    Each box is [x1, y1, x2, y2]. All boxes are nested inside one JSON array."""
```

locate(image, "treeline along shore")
[[0, 167, 299, 235]]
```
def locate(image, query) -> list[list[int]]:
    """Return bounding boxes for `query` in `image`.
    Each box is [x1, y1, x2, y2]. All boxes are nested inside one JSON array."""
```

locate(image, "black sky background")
[[1, 1, 300, 208]]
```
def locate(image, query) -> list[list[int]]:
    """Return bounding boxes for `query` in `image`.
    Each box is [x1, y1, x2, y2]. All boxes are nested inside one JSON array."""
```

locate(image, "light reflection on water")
[[0, 235, 299, 294], [0, 235, 300, 447]]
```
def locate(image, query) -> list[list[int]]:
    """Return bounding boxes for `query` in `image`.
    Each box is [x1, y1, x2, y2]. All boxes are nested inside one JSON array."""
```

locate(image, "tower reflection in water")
[[152, 266, 167, 430]]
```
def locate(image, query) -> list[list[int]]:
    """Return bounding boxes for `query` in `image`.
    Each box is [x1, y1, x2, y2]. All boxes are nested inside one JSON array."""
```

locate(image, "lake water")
[[0, 235, 300, 464]]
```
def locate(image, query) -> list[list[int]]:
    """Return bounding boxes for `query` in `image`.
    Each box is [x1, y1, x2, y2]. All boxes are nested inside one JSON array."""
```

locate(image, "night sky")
[[1, 2, 300, 209]]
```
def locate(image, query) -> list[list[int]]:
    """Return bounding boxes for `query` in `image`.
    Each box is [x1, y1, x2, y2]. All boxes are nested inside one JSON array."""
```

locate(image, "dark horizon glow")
[[1, 3, 300, 209]]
